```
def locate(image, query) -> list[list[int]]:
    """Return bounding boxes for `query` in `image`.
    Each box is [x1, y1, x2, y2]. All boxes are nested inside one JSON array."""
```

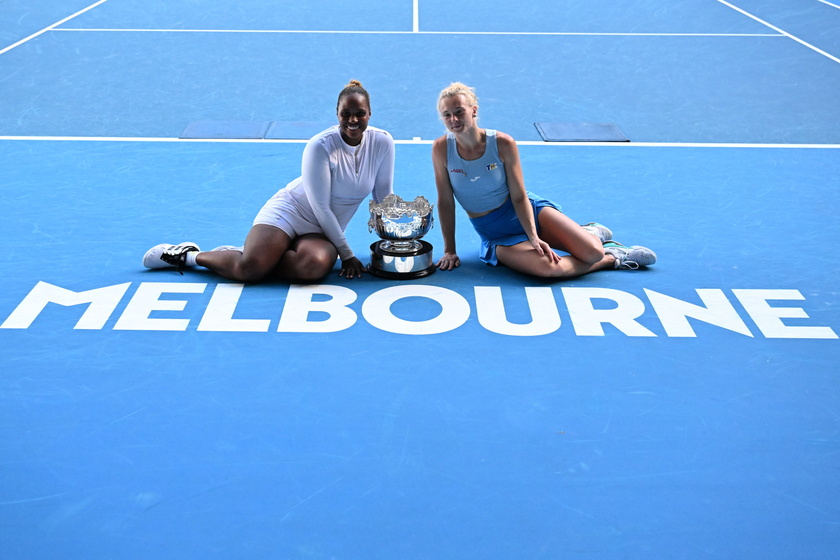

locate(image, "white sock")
[[185, 251, 200, 267]]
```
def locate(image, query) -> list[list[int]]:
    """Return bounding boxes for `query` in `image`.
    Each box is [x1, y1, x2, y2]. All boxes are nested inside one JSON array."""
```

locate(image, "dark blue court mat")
[[535, 122, 629, 142], [180, 121, 271, 140], [265, 122, 336, 140]]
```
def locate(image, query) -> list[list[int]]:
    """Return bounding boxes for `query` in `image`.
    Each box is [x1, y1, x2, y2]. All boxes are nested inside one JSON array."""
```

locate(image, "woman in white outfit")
[[143, 79, 394, 281]]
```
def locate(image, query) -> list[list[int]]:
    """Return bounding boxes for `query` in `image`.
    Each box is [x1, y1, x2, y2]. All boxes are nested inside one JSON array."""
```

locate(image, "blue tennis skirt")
[[469, 192, 561, 266]]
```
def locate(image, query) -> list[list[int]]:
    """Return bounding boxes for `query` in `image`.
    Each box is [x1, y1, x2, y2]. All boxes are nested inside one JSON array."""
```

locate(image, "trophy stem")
[[381, 240, 422, 253]]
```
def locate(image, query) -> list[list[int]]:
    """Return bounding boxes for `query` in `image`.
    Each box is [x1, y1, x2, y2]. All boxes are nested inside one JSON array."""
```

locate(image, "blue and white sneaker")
[[603, 241, 656, 269], [210, 245, 243, 252], [581, 222, 613, 243], [142, 242, 200, 269]]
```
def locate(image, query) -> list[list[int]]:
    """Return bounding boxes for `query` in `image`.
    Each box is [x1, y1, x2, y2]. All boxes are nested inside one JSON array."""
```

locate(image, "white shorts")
[[252, 189, 323, 238]]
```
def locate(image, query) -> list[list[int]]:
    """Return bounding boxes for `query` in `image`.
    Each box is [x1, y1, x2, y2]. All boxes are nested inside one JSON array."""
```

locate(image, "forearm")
[[432, 137, 460, 256], [510, 190, 538, 241], [437, 200, 458, 254], [300, 142, 355, 260]]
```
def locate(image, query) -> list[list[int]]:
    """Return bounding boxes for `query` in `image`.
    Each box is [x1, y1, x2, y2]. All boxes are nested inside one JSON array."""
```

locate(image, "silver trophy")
[[368, 193, 436, 279]]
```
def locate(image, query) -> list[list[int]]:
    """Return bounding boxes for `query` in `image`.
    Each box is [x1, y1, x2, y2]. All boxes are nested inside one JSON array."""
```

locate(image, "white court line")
[[717, 0, 840, 63], [0, 135, 838, 149], [54, 28, 782, 38], [413, 0, 420, 33], [0, 0, 109, 56], [817, 0, 840, 10]]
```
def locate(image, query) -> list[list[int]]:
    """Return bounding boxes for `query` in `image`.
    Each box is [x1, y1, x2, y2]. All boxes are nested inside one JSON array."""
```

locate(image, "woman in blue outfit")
[[431, 82, 656, 278]]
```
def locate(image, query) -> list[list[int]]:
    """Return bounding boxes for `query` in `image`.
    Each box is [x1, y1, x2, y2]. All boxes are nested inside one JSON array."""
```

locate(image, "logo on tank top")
[[449, 168, 467, 176], [486, 163, 498, 171]]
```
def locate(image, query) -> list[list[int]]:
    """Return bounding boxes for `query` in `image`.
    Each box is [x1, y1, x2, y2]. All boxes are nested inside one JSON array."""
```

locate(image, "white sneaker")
[[581, 222, 613, 243], [210, 245, 243, 252], [142, 242, 200, 269], [603, 241, 656, 269]]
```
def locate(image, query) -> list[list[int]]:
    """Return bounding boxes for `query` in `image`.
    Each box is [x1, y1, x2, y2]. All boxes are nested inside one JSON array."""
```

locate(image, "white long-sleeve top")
[[280, 125, 395, 260]]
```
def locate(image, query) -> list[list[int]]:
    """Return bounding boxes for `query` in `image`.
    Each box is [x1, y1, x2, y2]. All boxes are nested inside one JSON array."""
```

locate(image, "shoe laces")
[[161, 246, 189, 274], [617, 258, 640, 270], [605, 243, 640, 270]]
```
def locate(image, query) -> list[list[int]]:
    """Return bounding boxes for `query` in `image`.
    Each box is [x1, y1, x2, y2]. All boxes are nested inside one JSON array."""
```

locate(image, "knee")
[[288, 249, 337, 282], [580, 246, 606, 265], [575, 239, 606, 265]]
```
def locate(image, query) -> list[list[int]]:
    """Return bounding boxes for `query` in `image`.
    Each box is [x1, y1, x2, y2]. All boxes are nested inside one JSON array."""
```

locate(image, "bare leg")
[[272, 233, 338, 283], [537, 208, 606, 264], [195, 224, 292, 282], [494, 208, 616, 279], [496, 241, 614, 279]]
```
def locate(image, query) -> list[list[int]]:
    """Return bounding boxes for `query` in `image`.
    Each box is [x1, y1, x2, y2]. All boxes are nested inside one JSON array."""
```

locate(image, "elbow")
[[509, 188, 527, 205]]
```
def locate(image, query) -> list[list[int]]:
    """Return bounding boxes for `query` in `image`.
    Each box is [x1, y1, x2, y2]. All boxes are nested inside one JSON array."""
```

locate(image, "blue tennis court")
[[2, 1, 839, 558]]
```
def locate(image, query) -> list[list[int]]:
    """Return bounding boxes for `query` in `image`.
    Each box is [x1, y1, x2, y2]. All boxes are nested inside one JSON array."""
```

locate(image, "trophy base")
[[368, 241, 436, 280]]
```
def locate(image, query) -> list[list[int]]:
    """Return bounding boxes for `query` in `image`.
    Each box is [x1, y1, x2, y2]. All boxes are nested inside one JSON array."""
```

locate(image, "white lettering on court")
[[277, 284, 358, 333], [733, 289, 838, 339], [113, 282, 206, 331], [362, 285, 470, 335], [475, 286, 560, 336], [0, 281, 131, 330], [562, 287, 656, 337], [198, 283, 270, 332], [1, 282, 837, 339], [644, 288, 753, 337]]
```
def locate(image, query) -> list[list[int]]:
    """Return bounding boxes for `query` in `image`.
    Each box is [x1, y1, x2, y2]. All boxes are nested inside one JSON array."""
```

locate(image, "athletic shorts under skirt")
[[469, 193, 561, 266], [252, 189, 323, 239]]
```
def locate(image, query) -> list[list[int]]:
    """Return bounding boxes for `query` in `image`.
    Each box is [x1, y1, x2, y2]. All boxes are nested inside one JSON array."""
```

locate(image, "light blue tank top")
[[446, 129, 509, 214]]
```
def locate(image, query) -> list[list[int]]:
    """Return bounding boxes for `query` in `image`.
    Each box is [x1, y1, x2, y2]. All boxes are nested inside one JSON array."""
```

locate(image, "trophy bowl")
[[368, 194, 436, 279]]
